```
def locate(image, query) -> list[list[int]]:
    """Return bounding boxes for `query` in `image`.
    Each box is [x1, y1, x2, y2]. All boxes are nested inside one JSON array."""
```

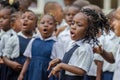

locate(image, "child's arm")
[[18, 57, 30, 80], [93, 45, 115, 63], [3, 56, 22, 71], [95, 60, 103, 80], [47, 58, 61, 71], [48, 63, 86, 78]]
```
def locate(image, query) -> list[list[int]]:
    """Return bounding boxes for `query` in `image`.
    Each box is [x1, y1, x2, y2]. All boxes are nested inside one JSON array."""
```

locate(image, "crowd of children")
[[0, 0, 120, 80]]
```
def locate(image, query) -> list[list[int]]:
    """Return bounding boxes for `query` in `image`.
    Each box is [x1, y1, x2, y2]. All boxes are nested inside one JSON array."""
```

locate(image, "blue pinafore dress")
[[7, 35, 31, 80], [24, 38, 55, 80]]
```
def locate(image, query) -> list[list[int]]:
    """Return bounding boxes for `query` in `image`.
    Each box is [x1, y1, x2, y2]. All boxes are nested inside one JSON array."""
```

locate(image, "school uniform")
[[94, 31, 119, 80], [3, 32, 31, 80], [58, 39, 94, 80], [0, 29, 5, 40], [84, 57, 97, 80], [57, 25, 71, 42], [0, 29, 16, 80], [24, 33, 56, 80], [113, 41, 120, 80], [0, 29, 16, 56]]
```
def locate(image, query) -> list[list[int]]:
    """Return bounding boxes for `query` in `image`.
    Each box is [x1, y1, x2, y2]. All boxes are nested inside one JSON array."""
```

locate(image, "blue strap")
[[60, 44, 79, 80]]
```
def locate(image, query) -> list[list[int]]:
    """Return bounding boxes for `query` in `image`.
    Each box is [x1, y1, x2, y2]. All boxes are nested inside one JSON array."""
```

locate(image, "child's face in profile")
[[65, 6, 79, 26], [0, 8, 11, 31], [39, 15, 56, 39], [70, 12, 88, 41], [21, 11, 37, 33]]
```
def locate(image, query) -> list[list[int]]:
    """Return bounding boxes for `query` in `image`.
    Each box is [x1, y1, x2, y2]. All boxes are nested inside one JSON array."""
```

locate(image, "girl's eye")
[[67, 13, 70, 16], [21, 16, 25, 19], [77, 24, 82, 27], [40, 21, 45, 24], [3, 16, 8, 19], [28, 16, 34, 20], [49, 22, 53, 25]]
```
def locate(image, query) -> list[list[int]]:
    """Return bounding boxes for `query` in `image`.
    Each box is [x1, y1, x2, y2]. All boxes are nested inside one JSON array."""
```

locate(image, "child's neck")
[[3, 28, 11, 32], [22, 31, 33, 38]]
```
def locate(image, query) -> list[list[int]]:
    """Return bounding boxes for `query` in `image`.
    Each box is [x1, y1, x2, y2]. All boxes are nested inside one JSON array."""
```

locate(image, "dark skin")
[[3, 11, 37, 71], [93, 45, 115, 63], [0, 8, 11, 64], [95, 60, 103, 80], [48, 12, 89, 78], [55, 6, 79, 37], [18, 14, 56, 80], [0, 8, 11, 32]]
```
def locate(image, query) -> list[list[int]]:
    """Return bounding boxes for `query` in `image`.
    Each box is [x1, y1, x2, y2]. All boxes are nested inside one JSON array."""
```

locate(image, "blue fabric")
[[60, 45, 80, 80], [25, 38, 55, 80], [102, 71, 114, 80], [83, 75, 96, 80], [0, 64, 9, 80], [61, 75, 84, 80], [7, 35, 31, 80]]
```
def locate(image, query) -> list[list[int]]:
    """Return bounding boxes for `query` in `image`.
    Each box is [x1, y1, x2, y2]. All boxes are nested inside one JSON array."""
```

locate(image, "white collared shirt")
[[54, 39, 94, 76], [24, 33, 57, 58], [0, 29, 6, 40], [57, 25, 71, 42], [94, 31, 119, 72], [3, 32, 32, 59], [113, 42, 120, 80], [0, 29, 16, 56]]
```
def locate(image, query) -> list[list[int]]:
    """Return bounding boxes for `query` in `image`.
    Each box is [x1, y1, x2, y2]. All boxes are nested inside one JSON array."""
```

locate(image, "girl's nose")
[[44, 22, 48, 27], [71, 23, 77, 29]]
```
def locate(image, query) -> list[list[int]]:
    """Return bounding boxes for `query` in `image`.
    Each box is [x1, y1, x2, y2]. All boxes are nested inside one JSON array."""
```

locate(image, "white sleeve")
[[0, 35, 6, 56], [51, 41, 65, 60], [72, 44, 94, 72], [3, 36, 18, 58], [23, 38, 35, 58], [94, 54, 104, 61]]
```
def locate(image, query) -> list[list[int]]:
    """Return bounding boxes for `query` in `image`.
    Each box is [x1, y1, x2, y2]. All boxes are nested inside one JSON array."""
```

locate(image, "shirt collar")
[[34, 32, 57, 41], [71, 39, 85, 47], [18, 32, 33, 39]]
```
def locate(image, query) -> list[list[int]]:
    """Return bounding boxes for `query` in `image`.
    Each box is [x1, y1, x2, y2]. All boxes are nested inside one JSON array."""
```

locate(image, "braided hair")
[[80, 8, 109, 45]]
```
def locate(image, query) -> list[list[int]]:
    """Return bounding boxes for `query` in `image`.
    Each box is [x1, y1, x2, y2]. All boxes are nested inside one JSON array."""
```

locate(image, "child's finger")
[[47, 65, 51, 71], [48, 71, 53, 78]]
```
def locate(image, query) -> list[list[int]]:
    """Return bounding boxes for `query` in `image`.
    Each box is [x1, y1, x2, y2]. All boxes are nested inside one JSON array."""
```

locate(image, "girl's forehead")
[[74, 12, 87, 19], [23, 12, 35, 17], [41, 15, 54, 20]]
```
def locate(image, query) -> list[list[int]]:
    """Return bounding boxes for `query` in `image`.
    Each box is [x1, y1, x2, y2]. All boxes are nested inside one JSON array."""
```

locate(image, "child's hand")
[[11, 61, 22, 71], [17, 74, 24, 80], [48, 63, 62, 78], [47, 58, 61, 71], [93, 45, 103, 54]]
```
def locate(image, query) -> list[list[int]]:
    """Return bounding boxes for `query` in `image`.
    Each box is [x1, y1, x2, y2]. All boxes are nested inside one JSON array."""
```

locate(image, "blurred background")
[[29, 0, 120, 14]]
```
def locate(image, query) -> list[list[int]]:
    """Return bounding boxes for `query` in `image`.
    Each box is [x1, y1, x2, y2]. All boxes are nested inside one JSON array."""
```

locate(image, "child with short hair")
[[57, 5, 79, 43], [18, 14, 57, 80], [3, 10, 37, 80], [0, 4, 19, 80], [48, 8, 107, 80]]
